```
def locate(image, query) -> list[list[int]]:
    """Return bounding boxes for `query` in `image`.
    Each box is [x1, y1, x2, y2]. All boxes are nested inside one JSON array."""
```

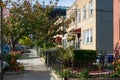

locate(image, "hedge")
[[73, 50, 97, 67]]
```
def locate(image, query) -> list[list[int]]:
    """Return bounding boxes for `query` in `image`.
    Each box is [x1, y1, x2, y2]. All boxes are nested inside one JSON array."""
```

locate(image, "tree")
[[18, 36, 33, 47], [30, 1, 67, 49], [3, 0, 34, 50], [3, 0, 70, 50]]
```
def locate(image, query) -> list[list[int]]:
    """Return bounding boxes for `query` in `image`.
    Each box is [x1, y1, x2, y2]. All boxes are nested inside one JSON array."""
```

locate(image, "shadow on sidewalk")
[[19, 57, 40, 60]]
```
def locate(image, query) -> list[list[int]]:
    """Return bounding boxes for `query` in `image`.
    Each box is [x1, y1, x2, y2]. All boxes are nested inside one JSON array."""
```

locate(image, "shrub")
[[59, 68, 71, 78], [73, 50, 97, 68], [77, 68, 90, 79], [112, 59, 120, 77], [58, 47, 74, 68], [3, 52, 24, 72], [111, 73, 119, 78]]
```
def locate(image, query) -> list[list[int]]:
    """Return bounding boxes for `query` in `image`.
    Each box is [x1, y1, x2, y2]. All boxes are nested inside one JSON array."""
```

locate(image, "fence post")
[[45, 51, 50, 66]]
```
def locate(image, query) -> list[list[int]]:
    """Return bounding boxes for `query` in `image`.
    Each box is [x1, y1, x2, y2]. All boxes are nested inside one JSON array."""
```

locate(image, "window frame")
[[89, 0, 93, 17], [77, 10, 81, 22], [83, 29, 93, 44], [83, 6, 86, 20]]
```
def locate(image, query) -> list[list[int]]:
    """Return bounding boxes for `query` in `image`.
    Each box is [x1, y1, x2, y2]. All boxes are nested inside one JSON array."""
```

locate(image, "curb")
[[50, 69, 63, 80], [40, 57, 45, 63], [40, 57, 63, 80]]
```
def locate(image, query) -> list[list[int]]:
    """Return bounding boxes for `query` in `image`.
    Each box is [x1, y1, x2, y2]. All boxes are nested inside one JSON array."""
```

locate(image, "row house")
[[114, 0, 120, 58], [66, 0, 113, 54]]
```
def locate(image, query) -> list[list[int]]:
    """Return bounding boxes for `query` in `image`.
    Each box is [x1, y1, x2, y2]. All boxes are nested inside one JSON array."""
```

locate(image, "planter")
[[66, 78, 120, 80]]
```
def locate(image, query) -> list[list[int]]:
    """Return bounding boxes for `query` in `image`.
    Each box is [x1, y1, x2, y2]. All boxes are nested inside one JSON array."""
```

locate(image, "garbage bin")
[[108, 55, 113, 63]]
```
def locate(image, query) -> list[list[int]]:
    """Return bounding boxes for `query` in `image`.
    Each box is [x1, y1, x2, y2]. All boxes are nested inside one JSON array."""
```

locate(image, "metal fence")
[[44, 51, 63, 71], [44, 50, 120, 79]]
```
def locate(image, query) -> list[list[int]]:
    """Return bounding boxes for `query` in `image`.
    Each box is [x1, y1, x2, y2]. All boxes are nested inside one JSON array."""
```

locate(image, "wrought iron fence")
[[43, 50, 120, 79]]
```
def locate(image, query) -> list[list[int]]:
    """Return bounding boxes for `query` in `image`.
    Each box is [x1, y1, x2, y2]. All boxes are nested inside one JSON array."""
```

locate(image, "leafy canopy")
[[2, 0, 69, 50]]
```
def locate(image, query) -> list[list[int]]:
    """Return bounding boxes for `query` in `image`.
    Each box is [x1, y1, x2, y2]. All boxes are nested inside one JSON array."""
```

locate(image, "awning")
[[54, 36, 62, 43], [72, 28, 81, 34]]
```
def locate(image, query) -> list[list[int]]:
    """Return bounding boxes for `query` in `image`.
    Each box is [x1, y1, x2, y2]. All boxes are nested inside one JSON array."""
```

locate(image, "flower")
[[11, 57, 16, 64], [112, 61, 115, 65], [118, 59, 120, 64]]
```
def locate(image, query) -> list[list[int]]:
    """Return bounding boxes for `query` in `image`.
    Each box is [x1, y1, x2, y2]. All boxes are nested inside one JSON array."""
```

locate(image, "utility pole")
[[0, 0, 3, 79]]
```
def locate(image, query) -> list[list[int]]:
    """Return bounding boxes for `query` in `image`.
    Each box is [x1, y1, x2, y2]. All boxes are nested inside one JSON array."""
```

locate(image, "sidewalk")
[[3, 49, 56, 80]]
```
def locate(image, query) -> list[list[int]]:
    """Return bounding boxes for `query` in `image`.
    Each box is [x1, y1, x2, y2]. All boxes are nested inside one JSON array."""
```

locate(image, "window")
[[87, 30, 89, 42], [83, 31, 87, 44], [77, 10, 81, 21], [83, 29, 93, 44], [83, 6, 86, 20], [89, 1, 93, 16], [89, 29, 93, 42]]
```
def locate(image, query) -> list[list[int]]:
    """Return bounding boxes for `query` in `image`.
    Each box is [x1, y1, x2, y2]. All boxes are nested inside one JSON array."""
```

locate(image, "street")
[[3, 49, 56, 80]]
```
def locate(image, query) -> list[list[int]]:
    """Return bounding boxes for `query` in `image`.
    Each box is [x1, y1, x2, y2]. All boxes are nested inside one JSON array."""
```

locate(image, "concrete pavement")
[[3, 49, 56, 80]]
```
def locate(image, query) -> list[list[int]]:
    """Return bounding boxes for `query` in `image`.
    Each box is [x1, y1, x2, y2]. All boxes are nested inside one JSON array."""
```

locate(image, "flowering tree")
[[2, 0, 69, 50]]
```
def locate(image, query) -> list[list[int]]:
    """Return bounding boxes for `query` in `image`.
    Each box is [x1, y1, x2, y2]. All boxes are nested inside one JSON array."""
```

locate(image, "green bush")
[[58, 47, 74, 68], [59, 69, 71, 78], [77, 68, 90, 79], [111, 73, 120, 78], [73, 50, 97, 67], [3, 52, 24, 72]]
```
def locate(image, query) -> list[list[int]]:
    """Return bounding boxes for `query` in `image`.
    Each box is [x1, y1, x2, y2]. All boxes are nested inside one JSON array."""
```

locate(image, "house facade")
[[66, 0, 113, 54], [113, 0, 120, 57]]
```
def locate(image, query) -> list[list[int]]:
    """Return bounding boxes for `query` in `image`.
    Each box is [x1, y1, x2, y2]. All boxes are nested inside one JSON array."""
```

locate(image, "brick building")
[[113, 0, 120, 57]]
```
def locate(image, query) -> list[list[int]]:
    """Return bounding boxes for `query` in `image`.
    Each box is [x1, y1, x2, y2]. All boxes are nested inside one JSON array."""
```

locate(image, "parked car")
[[2, 44, 11, 54], [16, 45, 26, 54], [0, 60, 9, 73]]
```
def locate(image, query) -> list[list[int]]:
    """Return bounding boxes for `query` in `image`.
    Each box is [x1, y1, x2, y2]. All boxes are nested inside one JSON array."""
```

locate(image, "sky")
[[57, 0, 76, 7], [39, 0, 76, 7], [4, 0, 76, 7]]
